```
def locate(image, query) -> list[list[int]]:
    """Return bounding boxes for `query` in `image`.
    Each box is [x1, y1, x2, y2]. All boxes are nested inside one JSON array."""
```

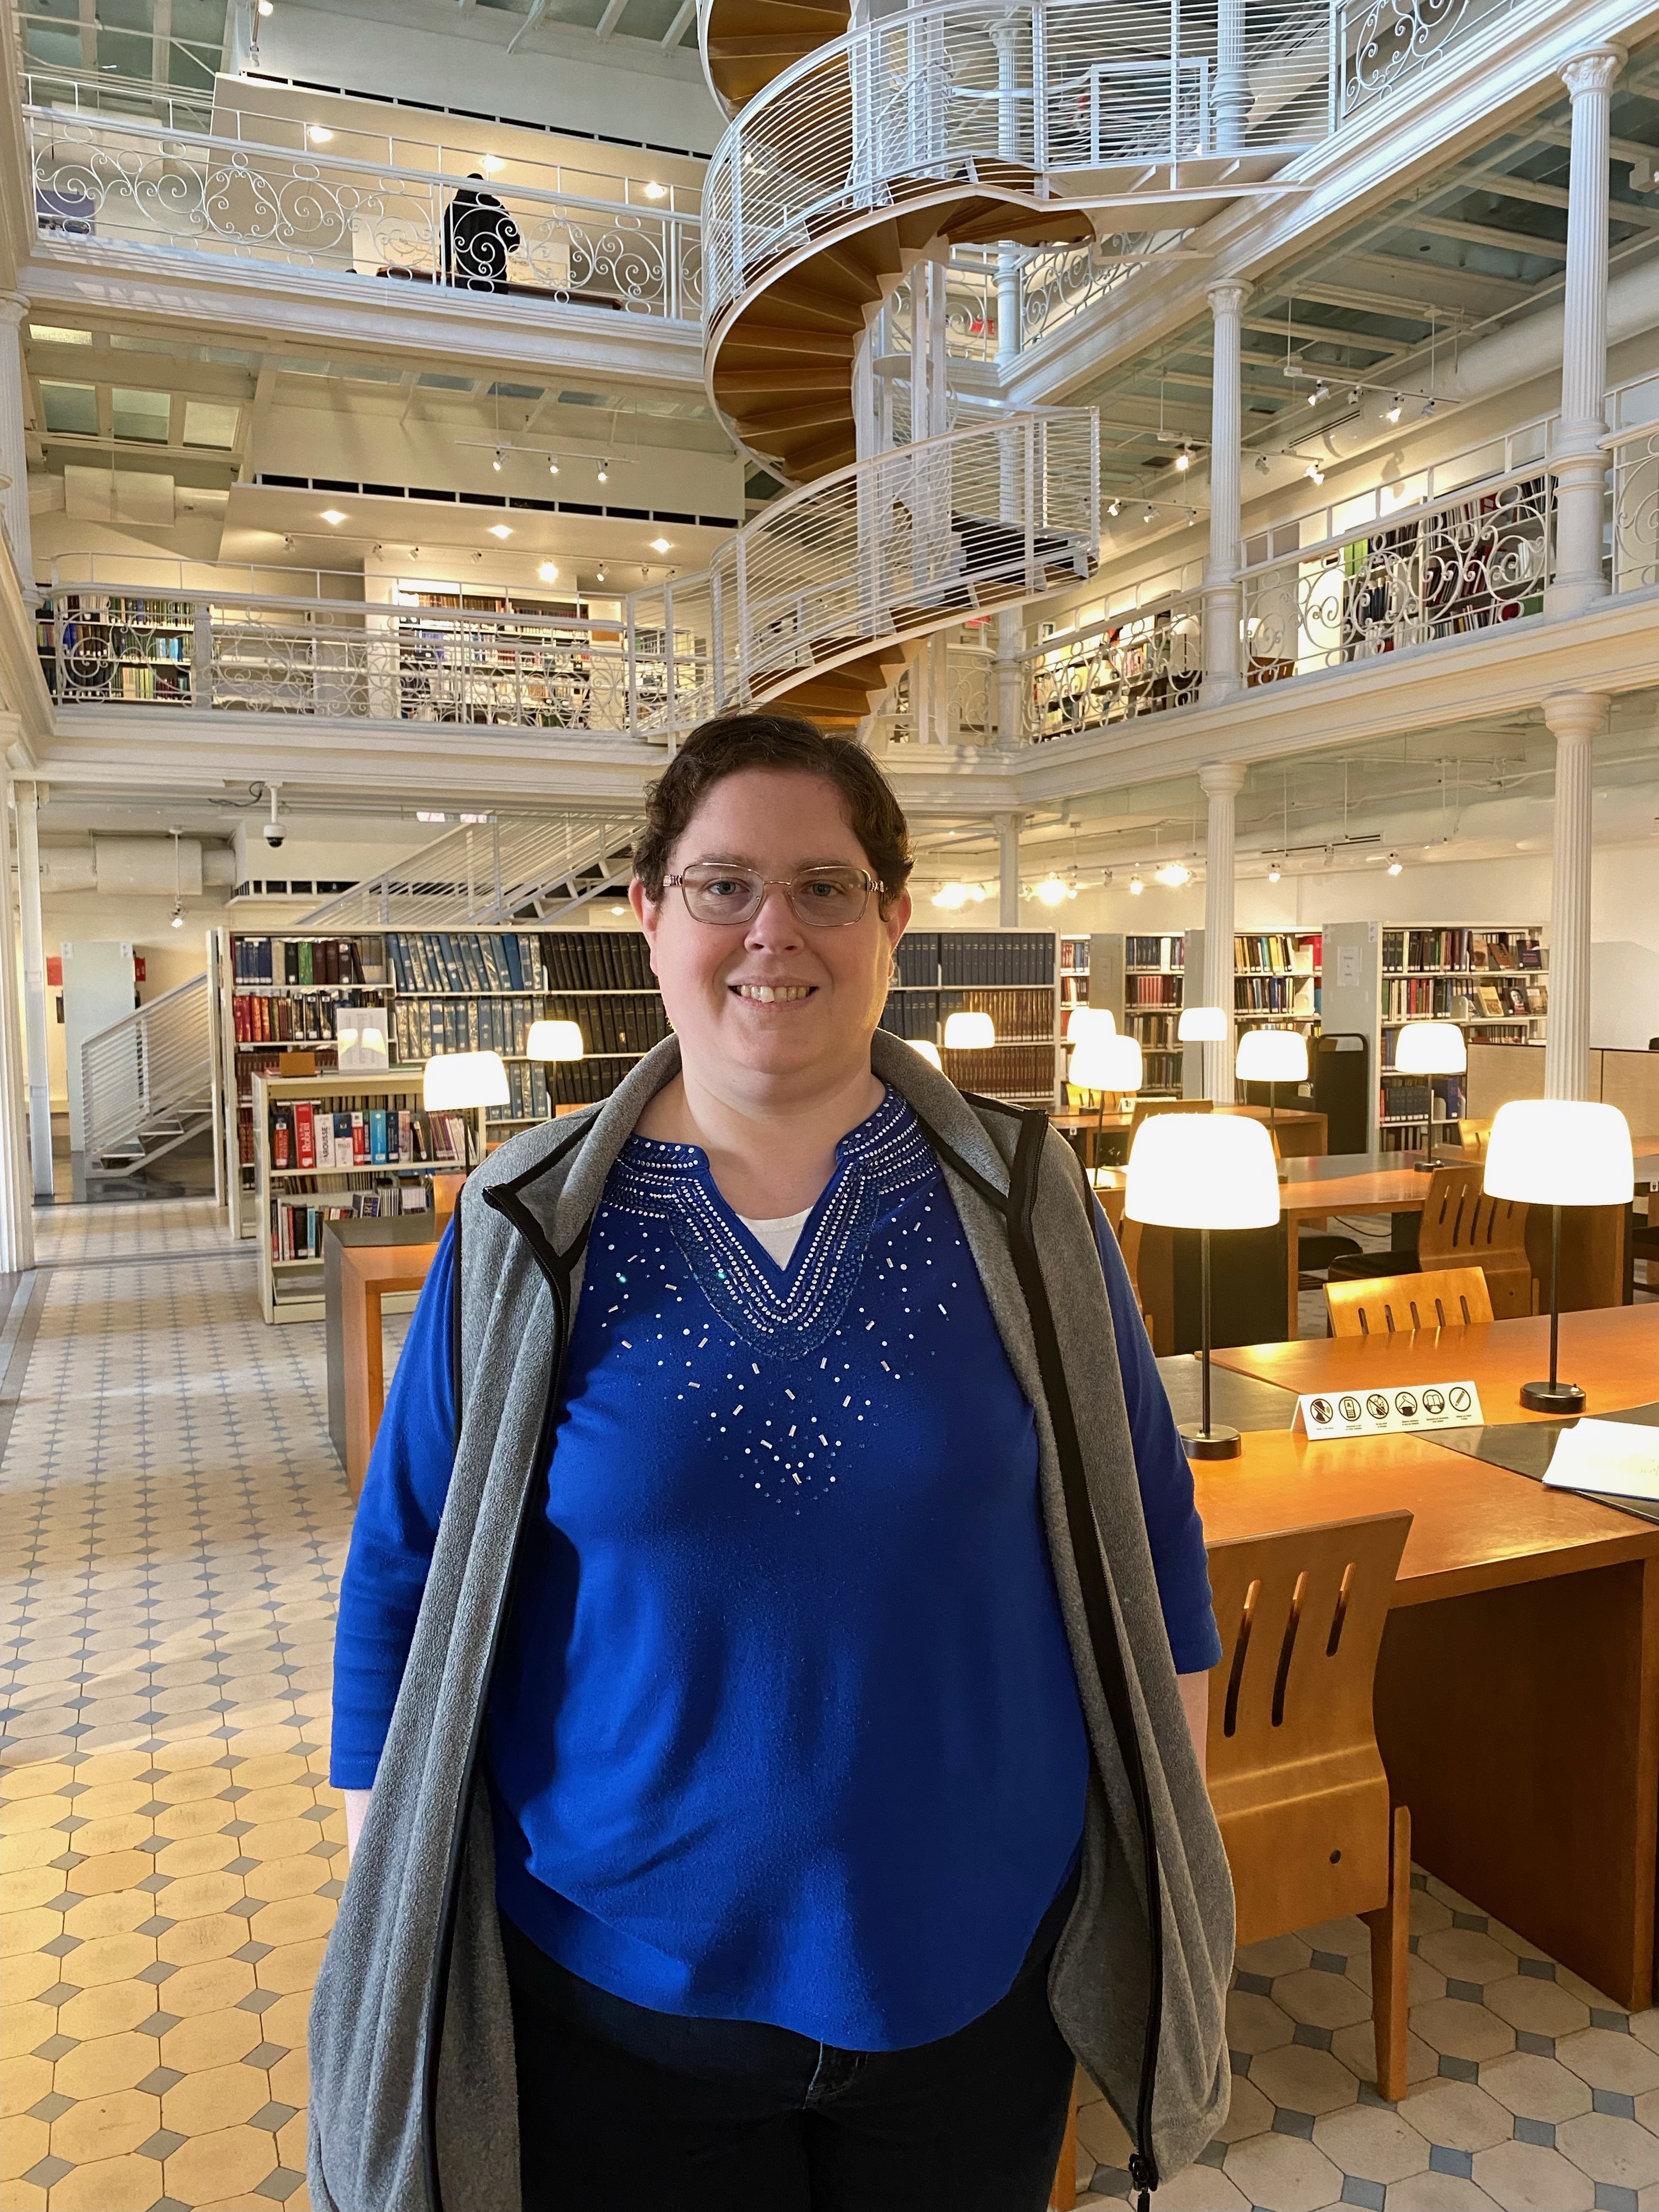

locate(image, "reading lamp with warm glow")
[[1065, 1003, 1116, 1042], [943, 1011, 995, 1049], [1127, 1113, 1281, 1458], [1234, 1025, 1308, 1170], [1069, 1031, 1143, 1142], [423, 1049, 509, 1167], [1176, 1005, 1227, 1042], [1391, 1019, 1468, 1171], [908, 1038, 944, 1070], [527, 1019, 585, 1120], [1483, 1099, 1635, 1413]]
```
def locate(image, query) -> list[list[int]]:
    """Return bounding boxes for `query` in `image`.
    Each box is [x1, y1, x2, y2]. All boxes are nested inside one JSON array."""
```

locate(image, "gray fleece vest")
[[308, 1031, 1234, 2212]]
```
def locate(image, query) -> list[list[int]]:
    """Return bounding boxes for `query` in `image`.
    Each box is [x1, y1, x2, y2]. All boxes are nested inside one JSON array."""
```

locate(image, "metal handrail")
[[301, 815, 647, 928], [80, 972, 211, 1165]]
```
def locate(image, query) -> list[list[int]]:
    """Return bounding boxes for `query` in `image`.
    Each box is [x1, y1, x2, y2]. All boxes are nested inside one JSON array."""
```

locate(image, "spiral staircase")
[[625, 0, 1332, 733]]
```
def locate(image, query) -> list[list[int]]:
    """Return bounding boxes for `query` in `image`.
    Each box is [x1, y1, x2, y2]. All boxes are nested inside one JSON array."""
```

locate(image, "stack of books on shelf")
[[1128, 974, 1182, 1007], [1125, 935, 1183, 971], [545, 933, 656, 990], [386, 932, 546, 992], [542, 993, 672, 1059], [272, 1184, 440, 1262], [268, 1097, 471, 1171], [1235, 974, 1298, 1012], [1380, 927, 1544, 975], [234, 936, 376, 984]]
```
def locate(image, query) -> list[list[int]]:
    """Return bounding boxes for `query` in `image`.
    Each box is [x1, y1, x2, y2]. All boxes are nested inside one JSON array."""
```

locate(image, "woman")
[[310, 714, 1233, 2212]]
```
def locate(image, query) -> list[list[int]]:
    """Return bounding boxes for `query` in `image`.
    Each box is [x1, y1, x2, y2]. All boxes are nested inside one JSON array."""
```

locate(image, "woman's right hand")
[[343, 1787, 371, 1862]]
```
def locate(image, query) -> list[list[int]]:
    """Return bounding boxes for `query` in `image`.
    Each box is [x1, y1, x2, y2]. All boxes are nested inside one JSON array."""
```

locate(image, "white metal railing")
[[1239, 464, 1555, 682], [873, 642, 1001, 746], [80, 972, 212, 1171], [1332, 0, 1528, 125], [302, 816, 646, 928], [15, 12, 223, 94], [1023, 589, 1204, 737], [26, 104, 703, 320], [701, 0, 1331, 341], [1609, 425, 1659, 595], [628, 410, 1099, 732], [22, 71, 704, 213]]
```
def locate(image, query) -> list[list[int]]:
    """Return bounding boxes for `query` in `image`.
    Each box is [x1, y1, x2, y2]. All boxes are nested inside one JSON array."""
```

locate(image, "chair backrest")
[[1418, 1163, 1527, 1266], [1325, 1264, 1494, 1337], [1129, 1097, 1212, 1142], [1206, 1510, 1412, 1943]]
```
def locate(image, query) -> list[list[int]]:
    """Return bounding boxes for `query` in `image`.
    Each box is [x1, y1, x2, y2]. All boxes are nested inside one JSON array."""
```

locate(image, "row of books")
[[1058, 939, 1091, 973], [386, 932, 547, 994], [1235, 975, 1304, 1012], [1128, 975, 1182, 1007], [1125, 1012, 1181, 1046], [233, 992, 388, 1043], [54, 592, 194, 622], [1125, 936, 1183, 970], [543, 993, 672, 1058], [895, 933, 1057, 987], [235, 937, 375, 985], [1381, 928, 1544, 974], [268, 1101, 471, 1169], [545, 932, 655, 991], [1233, 933, 1316, 973], [392, 997, 541, 1060], [1383, 978, 1546, 1018], [1379, 1076, 1468, 1120], [940, 1041, 1057, 1100], [878, 990, 1057, 1043], [270, 1182, 439, 1262]]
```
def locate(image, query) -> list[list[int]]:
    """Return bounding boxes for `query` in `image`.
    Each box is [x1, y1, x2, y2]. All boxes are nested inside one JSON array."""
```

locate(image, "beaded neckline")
[[606, 1087, 935, 1359]]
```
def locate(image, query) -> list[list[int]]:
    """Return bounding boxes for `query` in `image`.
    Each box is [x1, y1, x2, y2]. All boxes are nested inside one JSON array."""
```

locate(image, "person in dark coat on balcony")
[[442, 173, 522, 291]]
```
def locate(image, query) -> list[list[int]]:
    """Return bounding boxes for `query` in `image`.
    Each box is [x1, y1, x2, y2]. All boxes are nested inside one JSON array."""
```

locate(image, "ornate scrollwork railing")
[[1020, 592, 1204, 738], [1239, 467, 1555, 683], [1609, 426, 1659, 595], [25, 106, 702, 320], [1333, 0, 1527, 122]]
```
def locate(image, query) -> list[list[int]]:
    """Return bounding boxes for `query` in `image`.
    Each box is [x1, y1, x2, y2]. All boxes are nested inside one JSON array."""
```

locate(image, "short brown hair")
[[633, 713, 912, 909]]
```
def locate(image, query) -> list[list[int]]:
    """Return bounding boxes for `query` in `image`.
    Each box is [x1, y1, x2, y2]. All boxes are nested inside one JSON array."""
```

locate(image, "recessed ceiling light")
[[650, 536, 671, 553], [538, 561, 559, 583], [487, 523, 512, 539], [482, 155, 504, 175], [309, 125, 333, 144], [320, 509, 346, 525], [644, 181, 667, 200], [416, 811, 447, 823]]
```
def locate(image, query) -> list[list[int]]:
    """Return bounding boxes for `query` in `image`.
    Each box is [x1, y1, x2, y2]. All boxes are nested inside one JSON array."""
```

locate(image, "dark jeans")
[[500, 1875, 1080, 2211]]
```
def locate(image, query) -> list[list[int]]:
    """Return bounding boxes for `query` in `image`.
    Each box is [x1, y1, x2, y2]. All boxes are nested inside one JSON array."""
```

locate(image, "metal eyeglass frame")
[[662, 865, 879, 928]]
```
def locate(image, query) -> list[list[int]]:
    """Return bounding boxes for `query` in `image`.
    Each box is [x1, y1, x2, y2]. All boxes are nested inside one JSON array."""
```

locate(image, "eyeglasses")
[[663, 863, 878, 929]]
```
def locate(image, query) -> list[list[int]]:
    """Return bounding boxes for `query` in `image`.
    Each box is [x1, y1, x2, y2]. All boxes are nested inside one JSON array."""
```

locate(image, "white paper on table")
[[1542, 1419, 1659, 1502]]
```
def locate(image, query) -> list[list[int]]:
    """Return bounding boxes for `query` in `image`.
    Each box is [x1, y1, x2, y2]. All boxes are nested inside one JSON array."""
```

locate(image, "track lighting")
[[492, 450, 503, 472], [1422, 399, 1436, 417], [1255, 453, 1271, 475], [1309, 381, 1329, 405], [1348, 386, 1362, 405], [1128, 874, 1144, 896], [597, 460, 610, 483], [1107, 499, 1121, 517], [1174, 447, 1191, 472], [1387, 853, 1403, 876], [1143, 506, 1155, 523], [1267, 860, 1282, 883], [1305, 462, 1324, 485], [596, 565, 607, 583], [549, 458, 560, 476], [1385, 396, 1403, 424], [170, 904, 184, 928]]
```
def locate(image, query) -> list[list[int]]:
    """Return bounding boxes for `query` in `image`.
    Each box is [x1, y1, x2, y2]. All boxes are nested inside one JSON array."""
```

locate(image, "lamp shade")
[[526, 1019, 585, 1063], [1482, 1099, 1635, 1208], [943, 1010, 995, 1049], [1393, 1019, 1468, 1076], [908, 1038, 944, 1070], [1070, 1032, 1143, 1093], [1065, 1003, 1115, 1041], [422, 1049, 510, 1110], [1126, 1111, 1282, 1230], [1177, 1005, 1227, 1042], [1235, 1026, 1309, 1085]]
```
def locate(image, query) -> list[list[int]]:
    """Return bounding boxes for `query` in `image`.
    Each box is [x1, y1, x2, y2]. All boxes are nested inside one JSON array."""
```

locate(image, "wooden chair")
[[1326, 1265, 1494, 1338], [1417, 1163, 1531, 1317], [1207, 1512, 1414, 2101]]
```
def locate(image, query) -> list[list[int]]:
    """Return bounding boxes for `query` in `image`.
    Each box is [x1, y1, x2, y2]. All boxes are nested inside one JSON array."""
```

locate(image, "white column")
[[1548, 48, 1624, 618], [1200, 760, 1246, 1103], [13, 782, 53, 1198], [1542, 692, 1602, 1102], [0, 296, 37, 600], [0, 775, 37, 1269], [995, 810, 1024, 928], [994, 606, 1023, 747], [1214, 0, 1248, 154], [1201, 281, 1248, 707]]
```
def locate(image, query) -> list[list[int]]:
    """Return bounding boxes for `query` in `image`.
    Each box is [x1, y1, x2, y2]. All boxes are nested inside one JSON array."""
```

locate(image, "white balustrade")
[[1020, 590, 1204, 740], [1331, 0, 1528, 124]]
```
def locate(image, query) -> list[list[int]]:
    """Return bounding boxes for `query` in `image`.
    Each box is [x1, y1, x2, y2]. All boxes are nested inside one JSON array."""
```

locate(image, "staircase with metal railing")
[[299, 812, 647, 929], [642, 0, 1336, 730], [80, 972, 215, 1180]]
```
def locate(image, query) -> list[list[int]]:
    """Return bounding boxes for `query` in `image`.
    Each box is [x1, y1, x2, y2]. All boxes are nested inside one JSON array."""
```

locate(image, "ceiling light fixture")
[[1387, 853, 1403, 875], [1174, 447, 1192, 472], [1305, 462, 1324, 485], [1107, 499, 1121, 517], [596, 565, 607, 583], [1308, 381, 1329, 406], [548, 458, 560, 477], [537, 561, 559, 583], [416, 811, 447, 823], [492, 449, 503, 472], [1255, 453, 1271, 474], [1421, 398, 1437, 417], [932, 882, 970, 909], [320, 509, 346, 525], [487, 523, 512, 539], [308, 125, 333, 144], [482, 155, 504, 176], [1128, 873, 1144, 896], [1035, 874, 1069, 906], [257, 0, 273, 13], [650, 536, 671, 553], [1154, 861, 1192, 887], [1267, 860, 1282, 882], [1385, 395, 1403, 424], [596, 460, 610, 483], [644, 180, 667, 200], [1143, 505, 1155, 523]]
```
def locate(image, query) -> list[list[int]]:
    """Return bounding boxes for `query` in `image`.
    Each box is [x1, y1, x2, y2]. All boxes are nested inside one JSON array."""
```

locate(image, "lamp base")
[[1412, 1157, 1437, 1174], [1180, 1422, 1242, 1460], [1520, 1379, 1585, 1415]]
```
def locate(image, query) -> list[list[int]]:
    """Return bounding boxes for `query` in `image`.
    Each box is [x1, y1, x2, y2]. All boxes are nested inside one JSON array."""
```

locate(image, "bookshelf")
[[881, 930, 1062, 1106], [252, 1070, 469, 1322], [42, 592, 201, 704], [1233, 932, 1322, 1031], [1059, 934, 1090, 1028], [213, 926, 666, 1242], [1087, 934, 1185, 1097]]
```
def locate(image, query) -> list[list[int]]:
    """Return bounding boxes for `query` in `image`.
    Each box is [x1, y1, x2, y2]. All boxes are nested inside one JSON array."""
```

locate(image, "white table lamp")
[[1065, 1004, 1115, 1042], [423, 1048, 509, 1167], [1069, 1031, 1143, 1146], [336, 1006, 391, 1071], [943, 1010, 995, 1050], [908, 1038, 943, 1070], [527, 1019, 584, 1119], [1234, 1025, 1308, 1172], [1392, 1019, 1468, 1171], [1127, 1112, 1281, 1459], [1177, 1005, 1227, 1042], [1483, 1099, 1635, 1413]]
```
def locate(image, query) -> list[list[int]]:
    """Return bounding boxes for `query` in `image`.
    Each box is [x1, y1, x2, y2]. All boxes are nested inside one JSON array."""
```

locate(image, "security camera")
[[262, 817, 286, 849]]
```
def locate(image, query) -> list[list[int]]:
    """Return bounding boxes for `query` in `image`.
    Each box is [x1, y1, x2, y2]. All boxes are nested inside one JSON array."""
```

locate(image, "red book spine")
[[295, 1101, 315, 1170], [352, 1111, 367, 1165], [272, 1108, 290, 1170]]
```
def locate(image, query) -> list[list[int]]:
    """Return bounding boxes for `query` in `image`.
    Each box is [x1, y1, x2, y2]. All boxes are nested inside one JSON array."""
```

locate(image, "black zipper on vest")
[[911, 1098, 1166, 2210], [418, 1131, 596, 2212]]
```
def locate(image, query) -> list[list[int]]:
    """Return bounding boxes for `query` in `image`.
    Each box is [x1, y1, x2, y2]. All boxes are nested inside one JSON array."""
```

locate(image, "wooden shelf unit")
[[880, 930, 1063, 1107]]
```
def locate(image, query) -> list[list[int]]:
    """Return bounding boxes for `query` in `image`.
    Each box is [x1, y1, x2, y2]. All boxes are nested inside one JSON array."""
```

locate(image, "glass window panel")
[[40, 381, 99, 435], [1379, 472, 1427, 516], [112, 387, 171, 442], [182, 399, 239, 448], [30, 325, 92, 345]]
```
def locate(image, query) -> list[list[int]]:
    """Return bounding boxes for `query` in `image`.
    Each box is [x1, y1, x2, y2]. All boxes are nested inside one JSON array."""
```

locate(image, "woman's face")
[[631, 768, 910, 1097]]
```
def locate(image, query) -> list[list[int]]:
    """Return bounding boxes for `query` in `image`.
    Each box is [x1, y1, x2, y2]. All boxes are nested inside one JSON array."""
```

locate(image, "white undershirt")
[[735, 1207, 812, 1268]]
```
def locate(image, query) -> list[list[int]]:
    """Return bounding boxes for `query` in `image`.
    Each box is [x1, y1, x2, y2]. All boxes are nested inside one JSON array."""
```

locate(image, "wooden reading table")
[[1193, 1305, 1659, 2010]]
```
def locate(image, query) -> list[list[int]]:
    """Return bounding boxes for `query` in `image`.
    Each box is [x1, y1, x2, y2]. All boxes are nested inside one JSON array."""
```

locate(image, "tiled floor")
[[3, 1196, 1657, 2212]]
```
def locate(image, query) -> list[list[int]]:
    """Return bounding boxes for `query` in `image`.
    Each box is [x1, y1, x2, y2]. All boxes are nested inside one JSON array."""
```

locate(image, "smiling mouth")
[[731, 983, 815, 1003]]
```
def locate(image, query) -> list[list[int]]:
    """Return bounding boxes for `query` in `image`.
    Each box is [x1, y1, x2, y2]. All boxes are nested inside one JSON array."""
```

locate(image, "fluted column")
[[0, 296, 36, 599], [1542, 692, 1603, 1101], [1200, 760, 1246, 1102], [0, 775, 37, 1271], [1201, 281, 1248, 708], [995, 810, 1024, 928], [13, 782, 53, 1198], [1214, 0, 1249, 153], [994, 607, 1023, 748], [1548, 48, 1624, 617]]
